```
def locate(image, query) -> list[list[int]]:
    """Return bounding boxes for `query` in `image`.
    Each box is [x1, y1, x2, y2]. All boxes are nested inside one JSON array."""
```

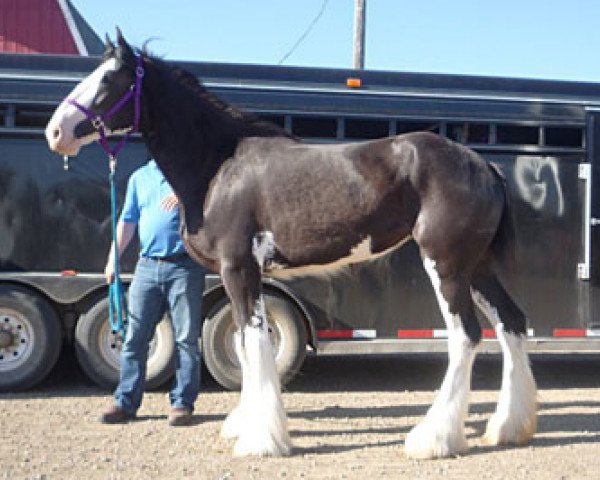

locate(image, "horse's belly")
[[265, 233, 411, 278]]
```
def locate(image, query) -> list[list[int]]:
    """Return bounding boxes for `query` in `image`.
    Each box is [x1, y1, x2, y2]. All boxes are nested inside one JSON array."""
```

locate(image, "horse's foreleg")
[[405, 257, 480, 459], [219, 233, 291, 457], [471, 273, 537, 446]]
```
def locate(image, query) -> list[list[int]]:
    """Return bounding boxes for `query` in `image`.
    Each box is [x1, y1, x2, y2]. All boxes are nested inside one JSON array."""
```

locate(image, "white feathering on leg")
[[484, 325, 537, 445], [470, 290, 537, 446], [232, 321, 291, 456], [220, 329, 247, 439], [224, 230, 291, 456], [405, 257, 477, 459]]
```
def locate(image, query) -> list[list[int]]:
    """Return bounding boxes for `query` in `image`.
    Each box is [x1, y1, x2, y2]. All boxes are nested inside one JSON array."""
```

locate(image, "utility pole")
[[353, 0, 366, 69]]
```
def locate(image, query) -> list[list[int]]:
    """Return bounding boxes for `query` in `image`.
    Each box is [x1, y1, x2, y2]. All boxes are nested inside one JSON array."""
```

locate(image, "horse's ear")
[[115, 27, 135, 64], [115, 26, 125, 45], [104, 33, 115, 55]]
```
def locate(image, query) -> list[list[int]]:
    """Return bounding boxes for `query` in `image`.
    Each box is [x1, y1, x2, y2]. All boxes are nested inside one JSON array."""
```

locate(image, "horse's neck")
[[141, 65, 241, 230]]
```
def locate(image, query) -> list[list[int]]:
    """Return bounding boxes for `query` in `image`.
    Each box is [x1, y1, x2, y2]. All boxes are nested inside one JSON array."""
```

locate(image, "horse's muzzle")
[[45, 110, 91, 156], [45, 123, 76, 156]]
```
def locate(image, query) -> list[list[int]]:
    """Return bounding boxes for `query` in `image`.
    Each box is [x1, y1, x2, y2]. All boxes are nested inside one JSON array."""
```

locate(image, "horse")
[[45, 30, 537, 458]]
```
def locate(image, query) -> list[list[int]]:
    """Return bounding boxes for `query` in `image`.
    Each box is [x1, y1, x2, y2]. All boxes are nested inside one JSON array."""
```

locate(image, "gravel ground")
[[1, 351, 599, 480]]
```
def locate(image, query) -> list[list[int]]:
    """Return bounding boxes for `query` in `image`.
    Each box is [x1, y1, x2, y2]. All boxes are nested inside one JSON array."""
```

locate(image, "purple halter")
[[67, 53, 144, 160]]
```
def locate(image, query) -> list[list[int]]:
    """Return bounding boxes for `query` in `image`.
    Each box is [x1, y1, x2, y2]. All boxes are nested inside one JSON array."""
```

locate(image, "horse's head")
[[46, 29, 141, 157]]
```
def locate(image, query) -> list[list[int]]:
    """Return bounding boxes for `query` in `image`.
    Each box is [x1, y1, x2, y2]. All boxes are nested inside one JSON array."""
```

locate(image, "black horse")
[[46, 31, 537, 458]]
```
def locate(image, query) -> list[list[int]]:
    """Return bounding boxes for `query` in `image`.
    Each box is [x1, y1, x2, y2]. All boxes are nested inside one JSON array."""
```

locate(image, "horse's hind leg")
[[219, 232, 291, 457], [405, 257, 481, 459], [471, 270, 537, 446]]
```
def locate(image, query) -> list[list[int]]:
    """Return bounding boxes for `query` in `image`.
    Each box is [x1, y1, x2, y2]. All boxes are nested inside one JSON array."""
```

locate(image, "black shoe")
[[99, 405, 136, 424], [168, 407, 193, 427]]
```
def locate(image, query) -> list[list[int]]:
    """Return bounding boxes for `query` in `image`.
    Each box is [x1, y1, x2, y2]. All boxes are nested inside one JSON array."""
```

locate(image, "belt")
[[143, 252, 189, 263]]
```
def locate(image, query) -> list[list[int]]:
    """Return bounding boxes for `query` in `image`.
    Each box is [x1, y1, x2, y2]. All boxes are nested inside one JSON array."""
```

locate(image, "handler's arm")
[[104, 221, 137, 284]]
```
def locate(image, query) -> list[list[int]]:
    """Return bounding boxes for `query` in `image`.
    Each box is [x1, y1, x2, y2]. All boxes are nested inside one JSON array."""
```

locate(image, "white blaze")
[[45, 58, 118, 156]]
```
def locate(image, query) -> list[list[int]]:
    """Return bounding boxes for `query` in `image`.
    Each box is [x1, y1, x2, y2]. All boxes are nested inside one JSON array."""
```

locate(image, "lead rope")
[[107, 155, 128, 337], [66, 54, 144, 337]]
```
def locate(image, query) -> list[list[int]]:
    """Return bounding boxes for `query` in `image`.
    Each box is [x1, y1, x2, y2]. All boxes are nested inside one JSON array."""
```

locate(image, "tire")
[[0, 285, 62, 392], [74, 297, 175, 390], [202, 291, 307, 390]]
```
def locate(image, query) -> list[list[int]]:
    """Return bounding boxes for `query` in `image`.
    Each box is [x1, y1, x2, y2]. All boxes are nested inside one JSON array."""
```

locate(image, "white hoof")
[[484, 410, 537, 446], [405, 419, 468, 459], [483, 340, 537, 446], [233, 430, 292, 457]]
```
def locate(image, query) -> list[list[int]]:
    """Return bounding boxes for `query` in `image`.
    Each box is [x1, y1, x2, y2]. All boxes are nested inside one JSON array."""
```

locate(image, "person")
[[100, 158, 205, 427]]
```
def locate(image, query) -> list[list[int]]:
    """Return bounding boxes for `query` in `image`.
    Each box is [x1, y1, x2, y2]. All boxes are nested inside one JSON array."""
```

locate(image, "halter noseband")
[[67, 53, 144, 161]]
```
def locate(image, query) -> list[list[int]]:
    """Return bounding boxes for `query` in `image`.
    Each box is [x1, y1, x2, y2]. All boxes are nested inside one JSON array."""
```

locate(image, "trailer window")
[[259, 114, 285, 128], [447, 123, 490, 144], [291, 116, 337, 139], [15, 105, 54, 129], [344, 118, 389, 139], [447, 123, 467, 143], [396, 121, 440, 135], [496, 124, 539, 145], [545, 126, 583, 148]]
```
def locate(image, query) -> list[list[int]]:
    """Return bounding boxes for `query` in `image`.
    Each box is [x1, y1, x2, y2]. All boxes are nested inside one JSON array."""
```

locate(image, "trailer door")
[[587, 111, 600, 329]]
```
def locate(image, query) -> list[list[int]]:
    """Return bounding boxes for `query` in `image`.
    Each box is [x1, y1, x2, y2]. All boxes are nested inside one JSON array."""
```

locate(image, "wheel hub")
[[0, 328, 13, 349], [0, 312, 33, 369]]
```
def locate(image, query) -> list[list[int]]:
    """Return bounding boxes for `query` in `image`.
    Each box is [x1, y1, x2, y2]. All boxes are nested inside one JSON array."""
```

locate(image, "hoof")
[[233, 435, 292, 457], [483, 412, 537, 446], [405, 420, 468, 459]]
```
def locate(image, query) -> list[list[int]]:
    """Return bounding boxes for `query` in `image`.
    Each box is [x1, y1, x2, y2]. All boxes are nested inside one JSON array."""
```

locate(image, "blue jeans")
[[115, 256, 205, 413]]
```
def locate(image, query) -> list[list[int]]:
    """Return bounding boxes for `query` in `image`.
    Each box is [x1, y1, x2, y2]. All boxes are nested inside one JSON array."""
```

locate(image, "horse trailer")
[[1, 53, 600, 391]]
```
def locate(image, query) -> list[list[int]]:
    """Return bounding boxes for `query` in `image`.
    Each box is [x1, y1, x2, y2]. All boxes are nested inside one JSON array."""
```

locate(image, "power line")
[[277, 0, 329, 65]]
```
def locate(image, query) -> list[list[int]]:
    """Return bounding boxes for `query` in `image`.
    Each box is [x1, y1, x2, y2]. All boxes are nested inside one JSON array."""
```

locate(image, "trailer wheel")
[[75, 297, 175, 390], [202, 291, 307, 390], [0, 285, 62, 392]]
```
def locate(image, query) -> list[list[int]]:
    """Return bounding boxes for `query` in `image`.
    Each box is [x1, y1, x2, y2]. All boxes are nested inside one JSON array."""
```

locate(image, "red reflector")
[[346, 77, 362, 88], [482, 329, 496, 338], [553, 329, 586, 337], [61, 270, 77, 276], [398, 329, 433, 338], [317, 330, 353, 338]]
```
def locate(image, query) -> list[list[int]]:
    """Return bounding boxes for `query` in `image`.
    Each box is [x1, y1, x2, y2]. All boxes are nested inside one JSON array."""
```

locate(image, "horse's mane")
[[142, 51, 293, 139]]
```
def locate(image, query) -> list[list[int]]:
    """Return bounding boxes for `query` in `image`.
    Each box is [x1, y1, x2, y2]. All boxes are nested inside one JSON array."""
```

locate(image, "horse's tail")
[[489, 163, 516, 268]]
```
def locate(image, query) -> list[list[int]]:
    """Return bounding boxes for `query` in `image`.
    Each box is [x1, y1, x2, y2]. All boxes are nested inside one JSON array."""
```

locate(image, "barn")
[[0, 0, 103, 55]]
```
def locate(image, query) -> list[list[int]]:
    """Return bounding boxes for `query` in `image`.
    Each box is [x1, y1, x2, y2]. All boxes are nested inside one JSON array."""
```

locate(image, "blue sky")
[[72, 0, 600, 82]]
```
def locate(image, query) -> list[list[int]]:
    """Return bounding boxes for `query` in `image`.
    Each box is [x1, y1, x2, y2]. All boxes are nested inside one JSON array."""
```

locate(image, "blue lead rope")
[[107, 156, 128, 337]]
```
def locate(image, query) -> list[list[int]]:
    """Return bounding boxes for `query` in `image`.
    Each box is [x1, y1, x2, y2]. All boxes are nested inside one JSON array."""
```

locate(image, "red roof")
[[0, 0, 103, 55]]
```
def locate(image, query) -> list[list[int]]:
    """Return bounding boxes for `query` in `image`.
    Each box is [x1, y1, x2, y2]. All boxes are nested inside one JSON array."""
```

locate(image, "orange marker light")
[[61, 270, 77, 276], [346, 77, 362, 88]]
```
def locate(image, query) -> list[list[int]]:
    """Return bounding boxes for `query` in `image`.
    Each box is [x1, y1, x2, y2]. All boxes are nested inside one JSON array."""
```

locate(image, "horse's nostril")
[[52, 127, 61, 140]]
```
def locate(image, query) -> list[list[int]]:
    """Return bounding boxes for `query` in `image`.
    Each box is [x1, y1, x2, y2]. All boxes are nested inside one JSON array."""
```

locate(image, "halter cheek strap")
[[67, 53, 144, 160]]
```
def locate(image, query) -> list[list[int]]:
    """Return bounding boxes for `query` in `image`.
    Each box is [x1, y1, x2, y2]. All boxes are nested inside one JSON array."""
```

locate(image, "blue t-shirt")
[[120, 160, 185, 257]]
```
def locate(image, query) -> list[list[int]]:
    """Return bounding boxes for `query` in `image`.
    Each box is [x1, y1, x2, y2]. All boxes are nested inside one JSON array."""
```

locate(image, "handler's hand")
[[160, 193, 179, 211]]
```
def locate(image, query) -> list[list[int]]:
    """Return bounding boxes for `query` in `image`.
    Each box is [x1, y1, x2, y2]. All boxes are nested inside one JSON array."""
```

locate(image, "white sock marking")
[[405, 257, 477, 459], [471, 289, 537, 445]]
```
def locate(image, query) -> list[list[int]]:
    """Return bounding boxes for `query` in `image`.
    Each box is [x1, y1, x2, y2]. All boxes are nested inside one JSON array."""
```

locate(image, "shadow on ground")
[[3, 347, 599, 399]]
